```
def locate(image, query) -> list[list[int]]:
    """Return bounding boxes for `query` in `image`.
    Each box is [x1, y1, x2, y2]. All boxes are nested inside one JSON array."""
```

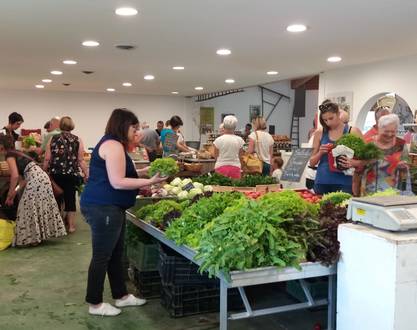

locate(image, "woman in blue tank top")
[[80, 109, 166, 317], [310, 101, 363, 195]]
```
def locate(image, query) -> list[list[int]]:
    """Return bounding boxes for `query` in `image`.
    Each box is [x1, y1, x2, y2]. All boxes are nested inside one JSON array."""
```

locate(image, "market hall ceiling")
[[1, 0, 417, 96]]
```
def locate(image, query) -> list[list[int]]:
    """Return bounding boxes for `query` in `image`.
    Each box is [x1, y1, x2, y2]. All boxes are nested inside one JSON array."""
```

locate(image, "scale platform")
[[348, 195, 417, 231]]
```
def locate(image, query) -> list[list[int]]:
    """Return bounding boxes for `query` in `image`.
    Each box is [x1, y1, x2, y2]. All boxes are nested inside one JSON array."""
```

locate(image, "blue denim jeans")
[[81, 204, 128, 305], [313, 183, 352, 195]]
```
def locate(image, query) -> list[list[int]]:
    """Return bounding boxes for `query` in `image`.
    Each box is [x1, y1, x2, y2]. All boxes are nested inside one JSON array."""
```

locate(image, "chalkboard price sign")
[[281, 148, 313, 182]]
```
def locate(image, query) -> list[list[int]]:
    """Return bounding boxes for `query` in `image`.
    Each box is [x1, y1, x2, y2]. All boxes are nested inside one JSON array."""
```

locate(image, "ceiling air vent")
[[82, 70, 94, 74], [62, 83, 71, 86], [115, 44, 136, 50]]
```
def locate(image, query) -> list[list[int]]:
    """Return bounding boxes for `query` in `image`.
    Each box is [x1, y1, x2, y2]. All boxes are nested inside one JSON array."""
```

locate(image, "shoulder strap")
[[7, 149, 35, 162], [255, 131, 263, 162], [348, 126, 352, 133]]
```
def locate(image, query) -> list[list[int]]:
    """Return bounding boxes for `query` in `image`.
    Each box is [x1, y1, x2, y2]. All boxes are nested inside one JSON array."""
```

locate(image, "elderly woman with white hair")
[[213, 115, 244, 179], [357, 114, 409, 195]]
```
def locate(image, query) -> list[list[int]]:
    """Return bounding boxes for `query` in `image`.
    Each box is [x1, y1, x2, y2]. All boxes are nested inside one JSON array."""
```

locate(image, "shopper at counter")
[[80, 108, 166, 317], [3, 112, 24, 148], [44, 116, 88, 233], [363, 105, 391, 142], [41, 117, 60, 152], [213, 115, 244, 179], [310, 101, 363, 194], [160, 116, 189, 157], [155, 120, 164, 136], [247, 117, 274, 176], [1, 133, 66, 246], [356, 114, 409, 195], [138, 122, 160, 161]]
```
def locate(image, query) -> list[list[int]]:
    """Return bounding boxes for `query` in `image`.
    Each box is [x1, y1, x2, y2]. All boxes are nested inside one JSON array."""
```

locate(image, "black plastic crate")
[[160, 284, 243, 318], [159, 244, 218, 286], [129, 267, 162, 299]]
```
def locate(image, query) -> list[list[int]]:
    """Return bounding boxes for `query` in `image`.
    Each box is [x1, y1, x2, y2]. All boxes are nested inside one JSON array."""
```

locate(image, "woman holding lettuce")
[[309, 101, 362, 195], [357, 114, 409, 195], [81, 108, 166, 316]]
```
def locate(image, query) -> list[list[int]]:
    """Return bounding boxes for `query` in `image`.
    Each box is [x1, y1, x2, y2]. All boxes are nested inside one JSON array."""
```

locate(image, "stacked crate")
[[158, 244, 242, 317]]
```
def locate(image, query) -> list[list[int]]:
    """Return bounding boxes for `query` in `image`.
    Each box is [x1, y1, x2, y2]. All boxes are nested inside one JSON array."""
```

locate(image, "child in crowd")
[[271, 155, 284, 183]]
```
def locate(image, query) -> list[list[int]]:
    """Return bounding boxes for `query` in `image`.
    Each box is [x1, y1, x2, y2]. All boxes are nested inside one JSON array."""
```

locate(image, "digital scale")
[[347, 195, 417, 231]]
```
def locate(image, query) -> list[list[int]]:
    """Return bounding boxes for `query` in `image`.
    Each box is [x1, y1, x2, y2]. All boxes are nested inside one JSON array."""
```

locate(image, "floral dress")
[[361, 137, 409, 195]]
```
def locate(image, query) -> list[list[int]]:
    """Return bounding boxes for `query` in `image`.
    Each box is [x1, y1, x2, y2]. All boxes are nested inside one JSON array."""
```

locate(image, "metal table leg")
[[220, 279, 228, 330], [327, 274, 336, 330]]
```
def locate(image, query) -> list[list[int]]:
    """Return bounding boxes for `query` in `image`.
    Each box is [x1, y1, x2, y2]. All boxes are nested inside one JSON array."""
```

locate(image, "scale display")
[[347, 195, 417, 231]]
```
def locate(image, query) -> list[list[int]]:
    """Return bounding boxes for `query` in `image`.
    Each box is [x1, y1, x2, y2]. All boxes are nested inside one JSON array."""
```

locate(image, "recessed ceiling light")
[[171, 91, 179, 94], [115, 7, 138, 16], [42, 79, 52, 83], [106, 88, 115, 92], [286, 24, 307, 33], [216, 49, 231, 56], [327, 56, 342, 63], [82, 40, 100, 47], [35, 84, 45, 89], [50, 70, 63, 75], [144, 75, 155, 80], [195, 86, 204, 90], [225, 79, 235, 84], [122, 82, 132, 87], [267, 71, 278, 75], [172, 66, 185, 70], [63, 60, 77, 65]]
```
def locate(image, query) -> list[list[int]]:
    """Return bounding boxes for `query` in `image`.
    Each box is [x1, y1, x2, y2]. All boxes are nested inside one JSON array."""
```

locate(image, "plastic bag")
[[0, 219, 15, 251], [330, 145, 355, 176]]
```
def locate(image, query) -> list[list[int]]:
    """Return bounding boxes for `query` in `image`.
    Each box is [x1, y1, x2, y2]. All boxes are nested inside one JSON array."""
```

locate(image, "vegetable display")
[[161, 178, 213, 200], [148, 158, 179, 177], [335, 133, 383, 160], [135, 200, 187, 228], [319, 191, 352, 206], [195, 197, 305, 278], [165, 192, 243, 248], [131, 188, 352, 278], [194, 173, 277, 187]]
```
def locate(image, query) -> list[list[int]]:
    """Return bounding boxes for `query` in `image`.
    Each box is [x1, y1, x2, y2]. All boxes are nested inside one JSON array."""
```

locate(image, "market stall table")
[[126, 211, 337, 330], [183, 158, 215, 175]]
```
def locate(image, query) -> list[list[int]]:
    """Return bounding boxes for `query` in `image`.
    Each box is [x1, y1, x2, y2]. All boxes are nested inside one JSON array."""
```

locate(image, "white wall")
[[319, 54, 417, 128], [0, 89, 194, 148], [193, 80, 318, 144], [197, 80, 294, 135]]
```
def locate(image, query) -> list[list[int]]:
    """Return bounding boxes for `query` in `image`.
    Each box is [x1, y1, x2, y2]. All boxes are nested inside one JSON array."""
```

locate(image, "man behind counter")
[[3, 112, 24, 148]]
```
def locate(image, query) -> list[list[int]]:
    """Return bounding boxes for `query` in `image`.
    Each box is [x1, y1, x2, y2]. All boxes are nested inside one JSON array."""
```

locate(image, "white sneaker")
[[115, 294, 147, 307], [89, 302, 121, 316]]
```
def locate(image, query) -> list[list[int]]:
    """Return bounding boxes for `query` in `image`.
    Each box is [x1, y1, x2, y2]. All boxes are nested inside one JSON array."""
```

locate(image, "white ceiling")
[[1, 0, 417, 96]]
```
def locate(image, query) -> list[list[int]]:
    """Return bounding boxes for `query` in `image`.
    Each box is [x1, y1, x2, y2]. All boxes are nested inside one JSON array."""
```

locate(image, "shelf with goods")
[[126, 188, 344, 329]]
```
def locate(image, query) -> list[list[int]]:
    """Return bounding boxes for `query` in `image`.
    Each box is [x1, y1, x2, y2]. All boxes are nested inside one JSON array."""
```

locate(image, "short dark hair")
[[272, 156, 284, 169], [0, 133, 14, 150], [157, 120, 164, 125], [169, 115, 183, 129], [105, 108, 139, 147], [44, 121, 50, 130], [8, 112, 24, 124]]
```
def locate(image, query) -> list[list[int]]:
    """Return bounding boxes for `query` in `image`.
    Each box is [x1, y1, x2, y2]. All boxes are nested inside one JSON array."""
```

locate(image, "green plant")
[[149, 158, 179, 177]]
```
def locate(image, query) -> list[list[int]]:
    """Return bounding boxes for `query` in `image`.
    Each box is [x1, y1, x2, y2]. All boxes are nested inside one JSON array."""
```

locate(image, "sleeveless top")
[[50, 132, 80, 176], [315, 125, 352, 186], [80, 135, 139, 209], [6, 150, 33, 176]]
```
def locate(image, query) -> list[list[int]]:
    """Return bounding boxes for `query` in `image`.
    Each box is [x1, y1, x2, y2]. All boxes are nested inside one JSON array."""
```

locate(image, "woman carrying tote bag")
[[247, 117, 274, 176]]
